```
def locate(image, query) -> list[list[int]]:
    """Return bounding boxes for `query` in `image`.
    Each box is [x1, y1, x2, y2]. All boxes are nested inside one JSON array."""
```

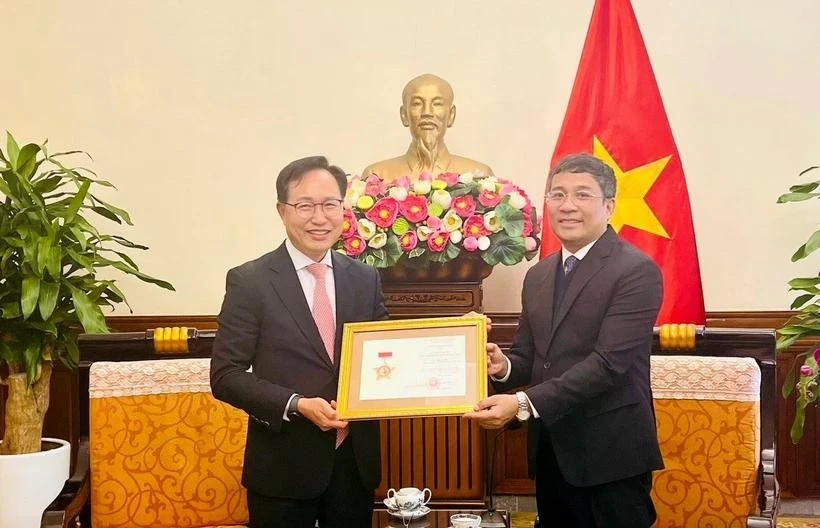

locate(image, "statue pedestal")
[[375, 254, 493, 507], [379, 254, 493, 317]]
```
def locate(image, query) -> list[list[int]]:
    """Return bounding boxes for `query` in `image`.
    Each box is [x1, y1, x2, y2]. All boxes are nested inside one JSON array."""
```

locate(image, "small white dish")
[[387, 505, 431, 520]]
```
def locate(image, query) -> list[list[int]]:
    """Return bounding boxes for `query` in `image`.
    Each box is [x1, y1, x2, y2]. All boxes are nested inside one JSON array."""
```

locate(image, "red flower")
[[427, 231, 450, 252], [436, 172, 459, 187], [399, 231, 418, 252], [344, 236, 366, 256], [451, 195, 476, 218], [365, 197, 399, 228], [463, 215, 489, 238], [478, 190, 501, 207], [399, 195, 428, 223], [341, 209, 358, 239]]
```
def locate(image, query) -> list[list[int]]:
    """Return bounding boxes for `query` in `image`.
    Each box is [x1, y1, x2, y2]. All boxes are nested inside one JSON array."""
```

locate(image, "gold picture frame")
[[336, 316, 487, 420]]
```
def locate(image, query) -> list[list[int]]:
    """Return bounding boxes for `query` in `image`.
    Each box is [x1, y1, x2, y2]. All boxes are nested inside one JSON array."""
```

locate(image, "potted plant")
[[0, 132, 173, 527], [336, 172, 541, 278], [776, 165, 820, 444]]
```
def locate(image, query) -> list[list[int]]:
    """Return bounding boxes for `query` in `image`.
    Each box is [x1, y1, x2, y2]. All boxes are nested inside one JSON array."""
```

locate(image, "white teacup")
[[386, 486, 431, 511], [450, 513, 482, 528]]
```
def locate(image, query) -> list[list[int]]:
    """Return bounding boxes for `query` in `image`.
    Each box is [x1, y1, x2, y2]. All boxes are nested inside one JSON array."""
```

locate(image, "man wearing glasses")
[[211, 156, 387, 528], [466, 153, 664, 528]]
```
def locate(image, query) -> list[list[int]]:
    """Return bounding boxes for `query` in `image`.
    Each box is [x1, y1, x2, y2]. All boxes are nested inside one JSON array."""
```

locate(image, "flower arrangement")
[[335, 172, 541, 269]]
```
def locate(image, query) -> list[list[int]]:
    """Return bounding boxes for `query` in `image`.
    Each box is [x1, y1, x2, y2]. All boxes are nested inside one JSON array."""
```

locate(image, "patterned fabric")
[[307, 262, 348, 448], [650, 356, 761, 528], [563, 255, 579, 275], [89, 360, 249, 528]]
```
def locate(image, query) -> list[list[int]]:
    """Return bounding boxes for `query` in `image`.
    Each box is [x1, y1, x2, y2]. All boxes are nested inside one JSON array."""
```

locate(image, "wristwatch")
[[287, 394, 303, 419], [515, 391, 531, 421]]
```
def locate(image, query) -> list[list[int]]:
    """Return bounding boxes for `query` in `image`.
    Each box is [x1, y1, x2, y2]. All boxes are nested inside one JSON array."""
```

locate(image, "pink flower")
[[418, 171, 433, 182], [498, 182, 517, 197], [393, 176, 412, 190], [344, 236, 367, 257], [463, 236, 479, 252], [341, 209, 358, 239], [463, 215, 489, 238], [427, 231, 450, 252], [364, 174, 386, 197], [426, 215, 442, 230], [801, 365, 814, 377], [451, 195, 476, 218], [436, 172, 459, 187], [523, 214, 533, 237], [815, 348, 820, 364], [399, 231, 418, 252], [479, 190, 501, 207], [364, 197, 399, 228], [399, 195, 428, 223]]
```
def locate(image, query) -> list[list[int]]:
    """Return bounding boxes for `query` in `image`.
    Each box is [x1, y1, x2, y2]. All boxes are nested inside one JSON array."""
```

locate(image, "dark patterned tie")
[[563, 255, 579, 275]]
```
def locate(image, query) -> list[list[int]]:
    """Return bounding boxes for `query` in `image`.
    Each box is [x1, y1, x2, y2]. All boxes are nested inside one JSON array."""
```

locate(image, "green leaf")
[[790, 406, 806, 444], [90, 194, 133, 225], [408, 247, 425, 258], [791, 293, 816, 310], [782, 368, 796, 399], [110, 261, 175, 290], [494, 202, 525, 237], [89, 205, 122, 224], [38, 281, 60, 320], [798, 166, 819, 177], [22, 339, 42, 385], [777, 192, 818, 203], [788, 181, 820, 194], [429, 242, 460, 263], [21, 276, 41, 319], [68, 284, 109, 333], [69, 226, 87, 251], [64, 180, 90, 224], [62, 334, 80, 368], [789, 276, 820, 289], [6, 132, 20, 167], [16, 143, 41, 178], [482, 235, 526, 266], [791, 229, 820, 262], [776, 333, 800, 350]]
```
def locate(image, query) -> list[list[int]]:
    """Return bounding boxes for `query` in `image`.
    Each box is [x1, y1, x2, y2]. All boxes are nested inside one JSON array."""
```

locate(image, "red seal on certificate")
[[427, 377, 440, 390]]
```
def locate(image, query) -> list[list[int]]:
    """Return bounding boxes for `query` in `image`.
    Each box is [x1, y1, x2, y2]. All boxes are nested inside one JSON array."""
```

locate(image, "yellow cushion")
[[89, 359, 249, 528], [650, 356, 760, 528]]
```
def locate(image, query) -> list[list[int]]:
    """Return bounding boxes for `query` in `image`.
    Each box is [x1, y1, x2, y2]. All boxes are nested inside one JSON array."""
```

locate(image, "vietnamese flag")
[[540, 0, 705, 324]]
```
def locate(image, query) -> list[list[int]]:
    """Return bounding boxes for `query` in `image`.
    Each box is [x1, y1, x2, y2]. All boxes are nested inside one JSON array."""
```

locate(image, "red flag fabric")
[[540, 0, 705, 324]]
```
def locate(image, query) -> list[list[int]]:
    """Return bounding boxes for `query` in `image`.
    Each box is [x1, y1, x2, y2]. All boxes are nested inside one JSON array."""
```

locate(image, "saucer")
[[387, 505, 431, 520]]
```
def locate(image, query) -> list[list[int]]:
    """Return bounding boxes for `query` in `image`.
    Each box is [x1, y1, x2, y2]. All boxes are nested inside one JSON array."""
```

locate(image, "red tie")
[[306, 263, 348, 448]]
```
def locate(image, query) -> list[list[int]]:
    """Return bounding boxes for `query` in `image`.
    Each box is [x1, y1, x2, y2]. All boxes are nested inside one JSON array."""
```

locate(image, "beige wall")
[[1, 1, 817, 315]]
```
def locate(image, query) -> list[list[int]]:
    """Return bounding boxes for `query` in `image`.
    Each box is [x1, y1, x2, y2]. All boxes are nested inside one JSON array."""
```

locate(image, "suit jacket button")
[[543, 361, 551, 369]]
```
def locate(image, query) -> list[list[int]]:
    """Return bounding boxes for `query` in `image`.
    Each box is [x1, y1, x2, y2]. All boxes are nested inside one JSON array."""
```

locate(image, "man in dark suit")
[[465, 153, 663, 527], [210, 156, 387, 528]]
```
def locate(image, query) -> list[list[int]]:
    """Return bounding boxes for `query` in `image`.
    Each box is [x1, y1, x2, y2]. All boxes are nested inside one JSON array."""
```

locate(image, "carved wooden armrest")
[[746, 447, 779, 528], [41, 437, 90, 528]]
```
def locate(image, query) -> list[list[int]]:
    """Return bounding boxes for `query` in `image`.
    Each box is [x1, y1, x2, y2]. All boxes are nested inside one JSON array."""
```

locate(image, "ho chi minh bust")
[[362, 73, 494, 182]]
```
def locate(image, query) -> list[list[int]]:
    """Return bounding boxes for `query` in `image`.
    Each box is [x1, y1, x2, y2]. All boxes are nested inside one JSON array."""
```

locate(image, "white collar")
[[561, 237, 599, 264], [285, 240, 334, 271]]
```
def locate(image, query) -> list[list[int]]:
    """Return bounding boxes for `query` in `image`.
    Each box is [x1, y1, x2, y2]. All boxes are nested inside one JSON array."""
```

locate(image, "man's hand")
[[487, 342, 508, 378], [297, 397, 349, 431], [463, 394, 518, 429], [464, 311, 492, 332]]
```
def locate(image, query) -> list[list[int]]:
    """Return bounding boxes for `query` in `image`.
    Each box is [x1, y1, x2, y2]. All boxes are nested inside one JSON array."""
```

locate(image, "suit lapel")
[[331, 252, 355, 370], [267, 244, 334, 369], [550, 227, 618, 340], [537, 254, 559, 352]]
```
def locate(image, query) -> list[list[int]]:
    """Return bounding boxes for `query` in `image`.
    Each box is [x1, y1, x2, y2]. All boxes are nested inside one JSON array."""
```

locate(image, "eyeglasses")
[[545, 190, 608, 204], [281, 199, 344, 218]]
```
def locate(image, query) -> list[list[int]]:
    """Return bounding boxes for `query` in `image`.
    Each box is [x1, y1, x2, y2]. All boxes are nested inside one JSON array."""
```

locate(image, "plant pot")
[[0, 438, 70, 528], [379, 253, 494, 283]]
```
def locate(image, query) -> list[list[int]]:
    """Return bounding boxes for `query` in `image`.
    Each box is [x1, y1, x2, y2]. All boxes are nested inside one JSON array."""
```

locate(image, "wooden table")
[[371, 508, 510, 528]]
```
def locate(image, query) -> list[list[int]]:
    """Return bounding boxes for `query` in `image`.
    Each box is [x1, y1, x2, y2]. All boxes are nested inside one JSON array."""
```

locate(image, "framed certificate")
[[336, 316, 487, 420]]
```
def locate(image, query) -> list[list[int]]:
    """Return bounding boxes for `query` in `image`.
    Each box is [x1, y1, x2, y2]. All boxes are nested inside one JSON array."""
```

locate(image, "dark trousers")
[[535, 431, 656, 528], [247, 437, 374, 528]]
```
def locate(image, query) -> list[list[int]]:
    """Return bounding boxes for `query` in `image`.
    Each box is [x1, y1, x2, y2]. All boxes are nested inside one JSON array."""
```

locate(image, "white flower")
[[450, 230, 463, 244], [483, 211, 502, 233], [357, 218, 377, 240], [388, 186, 409, 201], [458, 172, 475, 184], [442, 210, 463, 232], [478, 236, 491, 251], [350, 180, 367, 195], [431, 189, 452, 209], [368, 232, 387, 249], [508, 191, 527, 210], [344, 190, 360, 209], [416, 225, 432, 241], [412, 180, 432, 195], [480, 179, 498, 193]]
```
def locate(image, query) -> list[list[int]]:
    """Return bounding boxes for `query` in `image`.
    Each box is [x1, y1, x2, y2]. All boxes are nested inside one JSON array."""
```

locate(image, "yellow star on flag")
[[593, 136, 671, 239]]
